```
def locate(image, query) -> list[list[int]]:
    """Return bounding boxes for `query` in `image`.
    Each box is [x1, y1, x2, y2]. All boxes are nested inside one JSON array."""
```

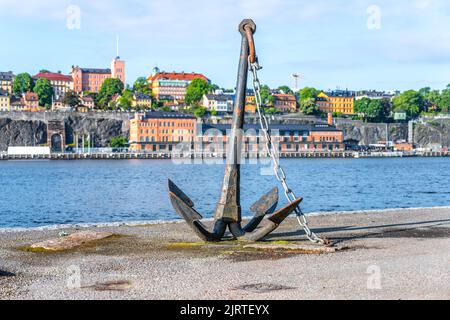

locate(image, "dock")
[[0, 150, 449, 161]]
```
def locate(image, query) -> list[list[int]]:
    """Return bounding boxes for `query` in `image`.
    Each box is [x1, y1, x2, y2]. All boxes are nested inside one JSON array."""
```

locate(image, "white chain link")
[[249, 57, 327, 245]]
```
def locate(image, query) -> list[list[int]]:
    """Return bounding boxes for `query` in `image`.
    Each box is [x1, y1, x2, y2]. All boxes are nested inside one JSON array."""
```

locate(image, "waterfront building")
[[0, 90, 10, 111], [71, 56, 126, 93], [132, 93, 152, 109], [199, 123, 345, 153], [147, 67, 209, 102], [202, 94, 234, 113], [0, 71, 15, 94], [273, 94, 297, 113], [33, 72, 73, 100], [317, 91, 355, 115], [129, 111, 197, 152]]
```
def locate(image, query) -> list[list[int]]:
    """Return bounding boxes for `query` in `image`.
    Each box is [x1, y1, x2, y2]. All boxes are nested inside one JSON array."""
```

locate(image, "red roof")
[[148, 72, 209, 83], [273, 94, 297, 102], [34, 72, 72, 82], [24, 92, 38, 101]]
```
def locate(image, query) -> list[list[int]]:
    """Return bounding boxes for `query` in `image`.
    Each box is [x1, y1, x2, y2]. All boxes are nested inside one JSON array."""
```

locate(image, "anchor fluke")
[[244, 187, 279, 232]]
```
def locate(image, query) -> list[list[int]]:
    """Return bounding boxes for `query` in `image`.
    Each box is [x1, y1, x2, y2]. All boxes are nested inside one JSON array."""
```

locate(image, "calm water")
[[0, 158, 449, 228]]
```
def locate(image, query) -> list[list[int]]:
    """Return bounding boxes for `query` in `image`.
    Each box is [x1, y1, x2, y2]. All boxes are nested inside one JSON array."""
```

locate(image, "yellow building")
[[0, 90, 10, 112], [317, 91, 355, 115], [132, 93, 152, 109]]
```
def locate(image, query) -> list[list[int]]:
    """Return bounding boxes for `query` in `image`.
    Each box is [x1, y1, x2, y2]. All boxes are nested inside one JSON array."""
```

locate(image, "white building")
[[202, 94, 234, 113]]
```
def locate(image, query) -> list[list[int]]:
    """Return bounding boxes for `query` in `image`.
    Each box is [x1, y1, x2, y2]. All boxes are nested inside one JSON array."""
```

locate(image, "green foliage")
[[299, 97, 319, 115], [110, 136, 128, 148], [33, 78, 54, 108], [12, 73, 34, 95], [355, 97, 391, 122], [392, 90, 424, 118], [299, 87, 320, 101], [193, 106, 207, 118], [210, 109, 218, 116], [97, 78, 124, 109], [278, 86, 293, 94], [260, 85, 275, 106], [185, 78, 212, 106], [62, 91, 81, 108], [264, 107, 278, 114], [133, 77, 152, 95], [117, 89, 133, 110]]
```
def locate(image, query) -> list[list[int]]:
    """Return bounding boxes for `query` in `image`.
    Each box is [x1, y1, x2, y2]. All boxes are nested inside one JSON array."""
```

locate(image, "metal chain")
[[249, 57, 327, 245]]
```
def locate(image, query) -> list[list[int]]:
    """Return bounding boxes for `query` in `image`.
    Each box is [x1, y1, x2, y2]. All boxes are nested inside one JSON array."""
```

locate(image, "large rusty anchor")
[[168, 19, 303, 242]]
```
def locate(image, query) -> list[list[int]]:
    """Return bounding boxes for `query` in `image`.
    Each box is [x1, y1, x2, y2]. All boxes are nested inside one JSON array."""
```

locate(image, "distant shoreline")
[[1, 150, 449, 161]]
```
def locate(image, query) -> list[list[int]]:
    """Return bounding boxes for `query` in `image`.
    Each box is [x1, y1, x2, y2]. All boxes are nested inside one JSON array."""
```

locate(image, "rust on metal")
[[167, 19, 307, 243]]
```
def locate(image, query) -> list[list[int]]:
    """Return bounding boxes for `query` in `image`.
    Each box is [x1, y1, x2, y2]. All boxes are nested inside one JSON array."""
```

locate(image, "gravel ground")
[[0, 207, 449, 300]]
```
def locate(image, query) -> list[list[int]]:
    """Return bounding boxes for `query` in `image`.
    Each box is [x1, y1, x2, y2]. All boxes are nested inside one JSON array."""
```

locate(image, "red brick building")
[[273, 94, 297, 113], [71, 56, 126, 93]]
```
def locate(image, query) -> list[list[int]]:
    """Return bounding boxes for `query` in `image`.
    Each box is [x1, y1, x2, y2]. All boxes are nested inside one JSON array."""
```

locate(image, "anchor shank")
[[214, 20, 255, 223]]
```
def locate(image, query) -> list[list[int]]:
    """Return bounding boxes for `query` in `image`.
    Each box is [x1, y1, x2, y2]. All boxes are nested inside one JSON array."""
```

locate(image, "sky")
[[0, 0, 449, 92]]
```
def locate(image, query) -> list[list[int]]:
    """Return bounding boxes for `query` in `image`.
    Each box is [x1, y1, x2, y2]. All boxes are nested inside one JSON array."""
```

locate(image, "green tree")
[[260, 85, 275, 106], [97, 78, 124, 109], [193, 106, 207, 118], [133, 77, 152, 95], [392, 90, 424, 118], [355, 98, 391, 122], [110, 136, 128, 148], [12, 73, 34, 95], [62, 91, 81, 108], [299, 87, 320, 101], [185, 78, 212, 106], [439, 88, 450, 112], [33, 78, 54, 108], [299, 97, 319, 115], [278, 86, 293, 94], [118, 89, 133, 110]]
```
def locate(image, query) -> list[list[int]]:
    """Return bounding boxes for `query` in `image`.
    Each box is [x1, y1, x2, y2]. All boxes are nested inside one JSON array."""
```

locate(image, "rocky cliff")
[[0, 112, 130, 151], [335, 120, 409, 145], [0, 118, 47, 151], [413, 119, 450, 148]]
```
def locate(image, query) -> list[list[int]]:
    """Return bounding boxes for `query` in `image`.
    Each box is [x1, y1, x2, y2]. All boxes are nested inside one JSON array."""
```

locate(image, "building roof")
[[78, 68, 111, 74], [0, 71, 14, 81], [323, 91, 356, 98], [201, 123, 342, 134], [134, 93, 152, 100], [33, 72, 73, 82], [273, 94, 297, 102], [204, 94, 233, 102], [142, 111, 196, 120], [24, 92, 38, 101], [148, 71, 209, 83]]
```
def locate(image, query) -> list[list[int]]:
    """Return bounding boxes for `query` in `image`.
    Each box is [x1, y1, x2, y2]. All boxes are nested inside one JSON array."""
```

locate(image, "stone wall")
[[0, 112, 131, 151]]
